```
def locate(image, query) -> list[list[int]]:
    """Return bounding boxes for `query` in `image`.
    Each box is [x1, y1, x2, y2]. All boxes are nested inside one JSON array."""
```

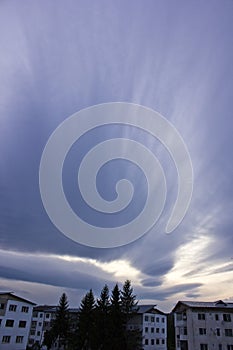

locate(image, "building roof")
[[172, 300, 233, 312], [33, 305, 79, 313], [137, 304, 166, 315], [0, 292, 36, 305], [33, 305, 57, 312]]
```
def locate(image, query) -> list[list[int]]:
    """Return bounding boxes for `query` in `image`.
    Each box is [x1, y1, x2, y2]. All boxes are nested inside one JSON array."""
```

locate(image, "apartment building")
[[173, 300, 233, 350], [128, 304, 167, 350], [28, 305, 56, 349], [28, 305, 79, 349], [0, 292, 35, 350]]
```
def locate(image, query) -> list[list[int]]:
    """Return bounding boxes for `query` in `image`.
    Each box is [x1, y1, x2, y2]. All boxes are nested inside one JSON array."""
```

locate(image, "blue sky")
[[0, 0, 233, 311]]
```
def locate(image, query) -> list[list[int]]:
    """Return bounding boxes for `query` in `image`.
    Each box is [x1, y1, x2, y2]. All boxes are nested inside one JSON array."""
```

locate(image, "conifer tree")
[[109, 283, 125, 350], [121, 280, 142, 350], [52, 293, 70, 349], [121, 279, 138, 320], [95, 284, 110, 349], [44, 293, 70, 349], [77, 289, 96, 350]]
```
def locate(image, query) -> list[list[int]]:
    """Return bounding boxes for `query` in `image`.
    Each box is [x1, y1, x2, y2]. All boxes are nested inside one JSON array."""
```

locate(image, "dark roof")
[[137, 304, 166, 315], [33, 305, 57, 312], [33, 305, 79, 313], [0, 292, 36, 305], [172, 300, 233, 312]]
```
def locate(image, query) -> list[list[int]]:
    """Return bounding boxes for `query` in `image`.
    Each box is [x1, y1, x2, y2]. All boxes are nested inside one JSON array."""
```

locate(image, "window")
[[216, 328, 220, 336], [200, 344, 208, 350], [9, 304, 17, 312], [19, 320, 26, 328], [33, 311, 38, 317], [145, 327, 148, 333], [156, 328, 160, 333], [151, 339, 154, 345], [38, 322, 42, 326], [5, 319, 14, 327], [199, 328, 207, 335], [198, 313, 206, 320], [30, 330, 35, 336], [145, 339, 148, 345], [2, 336, 11, 343], [156, 317, 159, 322], [21, 306, 29, 313], [37, 331, 40, 336], [31, 321, 37, 327], [0, 303, 4, 310], [219, 345, 222, 350], [162, 328, 165, 334], [151, 327, 154, 333], [224, 314, 232, 322], [162, 317, 165, 323], [162, 339, 165, 344], [16, 336, 23, 343], [151, 316, 155, 322], [225, 329, 233, 337], [45, 313, 50, 319], [40, 313, 43, 318], [0, 319, 2, 326], [227, 346, 233, 350], [144, 315, 148, 322], [215, 314, 219, 321], [156, 339, 160, 344]]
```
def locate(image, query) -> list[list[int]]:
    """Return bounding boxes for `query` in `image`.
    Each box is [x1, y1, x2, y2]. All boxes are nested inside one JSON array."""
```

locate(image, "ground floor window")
[[2, 336, 11, 343], [200, 344, 208, 350]]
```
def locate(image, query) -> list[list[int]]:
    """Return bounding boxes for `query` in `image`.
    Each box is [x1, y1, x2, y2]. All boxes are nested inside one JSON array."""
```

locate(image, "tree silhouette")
[[109, 283, 125, 350], [121, 280, 141, 350], [95, 284, 111, 349], [50, 293, 70, 349], [77, 289, 96, 350]]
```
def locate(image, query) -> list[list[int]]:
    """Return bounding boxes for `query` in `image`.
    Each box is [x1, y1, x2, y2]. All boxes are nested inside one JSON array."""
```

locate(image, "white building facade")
[[128, 305, 167, 350], [173, 300, 233, 350], [28, 305, 79, 349], [0, 292, 35, 350], [28, 305, 57, 349]]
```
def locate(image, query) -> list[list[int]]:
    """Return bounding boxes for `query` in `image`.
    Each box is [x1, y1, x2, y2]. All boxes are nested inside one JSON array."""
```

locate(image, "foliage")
[[95, 284, 111, 349], [43, 282, 142, 350], [167, 312, 176, 350], [121, 280, 141, 350], [77, 289, 96, 350], [43, 292, 70, 350]]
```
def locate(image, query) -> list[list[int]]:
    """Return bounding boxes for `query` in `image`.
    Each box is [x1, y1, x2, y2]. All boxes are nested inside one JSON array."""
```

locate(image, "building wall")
[[28, 307, 78, 350], [0, 297, 34, 350], [28, 309, 55, 349], [175, 306, 233, 350], [142, 312, 167, 350]]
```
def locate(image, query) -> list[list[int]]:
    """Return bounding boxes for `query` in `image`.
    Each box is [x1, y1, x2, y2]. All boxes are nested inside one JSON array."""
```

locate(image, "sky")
[[0, 0, 233, 312]]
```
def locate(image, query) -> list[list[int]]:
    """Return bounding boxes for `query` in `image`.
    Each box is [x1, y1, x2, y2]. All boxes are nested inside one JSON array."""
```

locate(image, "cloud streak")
[[0, 0, 233, 310]]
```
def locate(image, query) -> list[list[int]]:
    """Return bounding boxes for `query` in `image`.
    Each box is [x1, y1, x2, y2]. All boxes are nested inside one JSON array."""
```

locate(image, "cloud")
[[0, 0, 233, 311]]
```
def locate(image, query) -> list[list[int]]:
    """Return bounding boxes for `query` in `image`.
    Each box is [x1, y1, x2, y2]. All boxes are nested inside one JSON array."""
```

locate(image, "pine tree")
[[121, 279, 138, 320], [77, 289, 96, 350], [109, 283, 125, 350], [95, 284, 110, 349], [121, 280, 141, 350], [52, 293, 70, 349]]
